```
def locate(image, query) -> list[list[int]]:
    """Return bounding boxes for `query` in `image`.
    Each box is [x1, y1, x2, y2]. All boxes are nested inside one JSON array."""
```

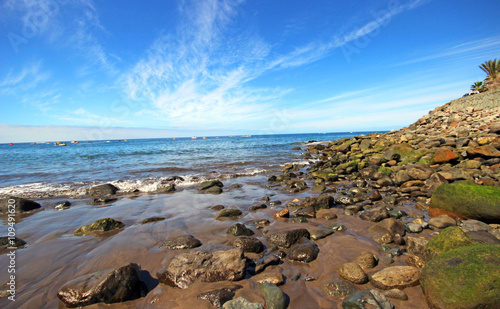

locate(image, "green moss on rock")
[[74, 218, 124, 236], [377, 166, 392, 176], [421, 244, 500, 309], [429, 183, 500, 223], [423, 226, 475, 261]]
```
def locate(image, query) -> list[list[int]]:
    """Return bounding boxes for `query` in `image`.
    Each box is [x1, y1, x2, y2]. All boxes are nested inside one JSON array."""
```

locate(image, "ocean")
[[0, 132, 372, 198]]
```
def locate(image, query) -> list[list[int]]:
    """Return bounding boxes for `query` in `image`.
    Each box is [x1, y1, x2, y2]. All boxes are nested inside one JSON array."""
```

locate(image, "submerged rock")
[[323, 279, 357, 298], [342, 289, 394, 309], [157, 244, 246, 289], [309, 228, 334, 240], [89, 183, 119, 196], [260, 283, 286, 309], [57, 263, 147, 308], [55, 201, 71, 210], [74, 218, 124, 236], [160, 235, 202, 250], [215, 209, 242, 220], [0, 236, 26, 248], [0, 196, 41, 214], [141, 216, 166, 224]]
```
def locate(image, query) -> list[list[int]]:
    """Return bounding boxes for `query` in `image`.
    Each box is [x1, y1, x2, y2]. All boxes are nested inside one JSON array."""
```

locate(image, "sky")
[[0, 0, 499, 143]]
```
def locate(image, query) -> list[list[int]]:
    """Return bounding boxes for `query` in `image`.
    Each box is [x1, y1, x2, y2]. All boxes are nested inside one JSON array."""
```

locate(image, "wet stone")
[[226, 223, 254, 236], [323, 279, 357, 298], [160, 235, 202, 250]]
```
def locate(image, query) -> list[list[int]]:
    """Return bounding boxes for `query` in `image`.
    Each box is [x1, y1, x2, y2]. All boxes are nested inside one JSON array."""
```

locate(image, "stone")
[[157, 244, 246, 289], [339, 262, 368, 284], [88, 197, 118, 205], [157, 184, 175, 193], [383, 289, 408, 301], [360, 190, 382, 202], [55, 201, 71, 210], [328, 223, 347, 232], [211, 205, 225, 211], [406, 254, 426, 268], [309, 228, 334, 240], [249, 204, 267, 211], [252, 254, 281, 274], [57, 263, 147, 307], [299, 195, 333, 210], [74, 218, 124, 236], [323, 279, 357, 298], [432, 148, 459, 164], [205, 186, 223, 194], [229, 236, 264, 253], [199, 180, 224, 191], [311, 184, 326, 193], [406, 223, 423, 233], [215, 209, 242, 220], [266, 229, 310, 248], [260, 283, 286, 309], [0, 236, 26, 248], [141, 216, 165, 224], [421, 244, 500, 309], [342, 289, 394, 309], [425, 173, 449, 196], [316, 209, 338, 220], [273, 208, 289, 219], [423, 226, 475, 261], [0, 196, 41, 214], [295, 206, 316, 218], [406, 237, 428, 254], [369, 266, 420, 290], [89, 183, 118, 196], [395, 170, 411, 185], [227, 223, 254, 236], [335, 195, 354, 205], [197, 286, 242, 308], [461, 219, 493, 233], [468, 145, 500, 157], [359, 206, 390, 222], [428, 215, 457, 229], [429, 183, 500, 223], [354, 251, 378, 270], [253, 271, 284, 285], [223, 297, 263, 309], [160, 235, 202, 250], [288, 239, 319, 263]]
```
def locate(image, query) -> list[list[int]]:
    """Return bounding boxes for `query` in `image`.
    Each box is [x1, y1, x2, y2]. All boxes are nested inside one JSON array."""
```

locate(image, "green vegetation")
[[470, 81, 486, 92], [479, 58, 500, 88]]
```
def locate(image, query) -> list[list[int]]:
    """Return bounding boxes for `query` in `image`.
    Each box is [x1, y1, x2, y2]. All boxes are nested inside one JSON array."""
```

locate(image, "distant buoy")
[[173, 138, 176, 140]]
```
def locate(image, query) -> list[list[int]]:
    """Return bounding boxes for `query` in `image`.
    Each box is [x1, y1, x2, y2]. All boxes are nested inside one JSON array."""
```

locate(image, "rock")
[[316, 209, 338, 220], [74, 218, 124, 236], [57, 263, 147, 307], [288, 238, 319, 263], [88, 197, 118, 205], [199, 180, 224, 191], [425, 173, 449, 197], [157, 184, 175, 193], [432, 148, 459, 164], [294, 206, 316, 218], [342, 289, 394, 309], [406, 223, 423, 233], [421, 244, 500, 309], [299, 195, 333, 210], [252, 254, 281, 274], [468, 145, 500, 157], [273, 208, 289, 219], [370, 218, 406, 237], [466, 230, 500, 244], [360, 206, 390, 222], [369, 266, 420, 290], [328, 223, 347, 232], [354, 251, 378, 270], [335, 195, 354, 205], [312, 170, 338, 182], [339, 262, 368, 284], [215, 209, 242, 220], [323, 279, 357, 298], [89, 183, 119, 196], [429, 183, 500, 223], [229, 236, 264, 253], [407, 166, 433, 181], [223, 297, 263, 309], [266, 228, 310, 248], [406, 237, 428, 254], [249, 204, 267, 211], [461, 219, 493, 233], [141, 216, 165, 224], [0, 196, 41, 214], [423, 226, 475, 261], [160, 235, 202, 250], [360, 190, 382, 202], [0, 236, 26, 248], [211, 205, 225, 211], [395, 170, 411, 185], [253, 271, 284, 285], [227, 223, 254, 236], [205, 186, 223, 194], [406, 254, 426, 268], [269, 200, 282, 207], [383, 289, 408, 301], [198, 286, 242, 308], [311, 184, 326, 193], [157, 244, 246, 289], [260, 283, 286, 309], [428, 214, 457, 229], [55, 201, 71, 210], [309, 228, 334, 240]]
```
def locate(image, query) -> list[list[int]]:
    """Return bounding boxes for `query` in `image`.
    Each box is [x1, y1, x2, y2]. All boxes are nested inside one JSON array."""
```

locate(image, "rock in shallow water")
[[227, 223, 254, 236], [323, 279, 357, 298], [197, 285, 242, 308], [74, 218, 124, 236], [160, 235, 202, 250], [89, 183, 119, 196], [369, 266, 420, 290], [260, 282, 286, 309], [157, 244, 246, 289], [266, 228, 309, 248], [223, 297, 263, 309], [229, 236, 264, 253], [288, 238, 319, 263], [309, 228, 334, 240], [342, 289, 394, 309], [339, 262, 368, 284], [0, 196, 41, 214], [57, 263, 147, 308], [0, 236, 26, 248], [215, 209, 242, 220]]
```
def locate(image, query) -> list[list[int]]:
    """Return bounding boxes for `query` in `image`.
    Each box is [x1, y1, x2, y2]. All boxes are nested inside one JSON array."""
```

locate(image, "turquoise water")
[[0, 132, 373, 197]]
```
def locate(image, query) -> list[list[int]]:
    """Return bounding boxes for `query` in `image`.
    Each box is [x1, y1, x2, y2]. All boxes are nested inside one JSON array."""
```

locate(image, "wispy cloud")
[[53, 108, 127, 126], [0, 63, 50, 95]]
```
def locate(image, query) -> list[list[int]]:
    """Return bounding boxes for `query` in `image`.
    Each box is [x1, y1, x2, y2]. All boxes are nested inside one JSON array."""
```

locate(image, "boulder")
[[259, 283, 286, 309], [160, 235, 202, 250], [57, 263, 147, 307], [288, 238, 319, 263], [157, 244, 246, 289], [429, 183, 500, 223], [198, 285, 242, 308], [423, 227, 475, 261], [89, 184, 118, 196], [0, 196, 41, 214], [323, 279, 357, 298], [428, 214, 457, 229], [468, 145, 500, 157], [339, 262, 368, 284], [369, 266, 420, 290], [229, 236, 264, 253], [266, 229, 310, 248], [74, 218, 124, 236], [342, 289, 394, 309], [421, 244, 500, 309]]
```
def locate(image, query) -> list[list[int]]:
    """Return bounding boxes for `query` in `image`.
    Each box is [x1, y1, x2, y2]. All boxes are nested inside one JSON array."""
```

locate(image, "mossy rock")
[[423, 226, 475, 261], [377, 166, 392, 176], [421, 244, 500, 309], [400, 149, 428, 165], [74, 218, 124, 236], [311, 170, 338, 182], [429, 183, 500, 223]]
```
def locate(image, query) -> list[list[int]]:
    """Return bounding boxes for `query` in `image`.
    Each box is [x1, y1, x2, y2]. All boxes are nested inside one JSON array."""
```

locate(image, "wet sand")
[[0, 175, 432, 308]]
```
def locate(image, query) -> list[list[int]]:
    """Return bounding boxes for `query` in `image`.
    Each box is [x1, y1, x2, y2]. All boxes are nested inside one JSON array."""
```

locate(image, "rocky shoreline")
[[1, 90, 500, 308]]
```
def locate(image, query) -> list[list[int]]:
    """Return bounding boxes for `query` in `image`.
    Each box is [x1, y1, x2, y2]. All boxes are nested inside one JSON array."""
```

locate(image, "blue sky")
[[0, 0, 499, 142]]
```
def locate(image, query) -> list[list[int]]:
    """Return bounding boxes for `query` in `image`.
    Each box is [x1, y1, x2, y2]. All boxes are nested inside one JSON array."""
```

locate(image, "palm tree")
[[479, 59, 500, 84], [471, 81, 485, 92]]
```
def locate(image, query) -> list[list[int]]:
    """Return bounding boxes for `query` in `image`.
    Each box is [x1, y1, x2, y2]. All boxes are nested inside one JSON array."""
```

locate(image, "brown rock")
[[354, 251, 378, 270], [433, 148, 459, 164], [273, 208, 289, 219], [316, 209, 338, 220], [339, 262, 368, 284], [369, 266, 420, 290], [406, 254, 426, 268], [468, 145, 500, 157]]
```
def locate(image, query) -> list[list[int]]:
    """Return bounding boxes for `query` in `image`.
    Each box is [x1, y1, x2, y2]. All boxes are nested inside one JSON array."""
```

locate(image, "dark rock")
[[215, 209, 242, 220], [360, 190, 382, 202], [339, 262, 368, 284], [369, 266, 420, 290], [249, 204, 267, 211], [323, 279, 357, 298], [198, 285, 242, 308], [359, 206, 390, 222], [260, 283, 286, 309], [466, 231, 500, 244], [55, 201, 71, 210], [0, 196, 41, 214], [300, 195, 333, 210], [266, 228, 310, 248], [141, 216, 166, 224], [74, 218, 124, 236], [309, 228, 334, 240], [328, 223, 347, 232], [335, 195, 354, 205], [316, 209, 338, 220], [0, 236, 26, 248], [461, 219, 493, 233], [199, 180, 224, 191], [294, 206, 316, 218], [160, 235, 202, 250], [288, 238, 319, 263], [88, 197, 118, 205], [57, 263, 147, 307], [205, 186, 223, 194], [157, 184, 175, 193], [342, 289, 394, 309], [229, 236, 264, 253], [157, 244, 246, 289], [252, 254, 281, 274], [227, 223, 254, 236], [211, 205, 225, 211], [269, 200, 282, 207], [89, 183, 119, 196], [421, 244, 500, 309]]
